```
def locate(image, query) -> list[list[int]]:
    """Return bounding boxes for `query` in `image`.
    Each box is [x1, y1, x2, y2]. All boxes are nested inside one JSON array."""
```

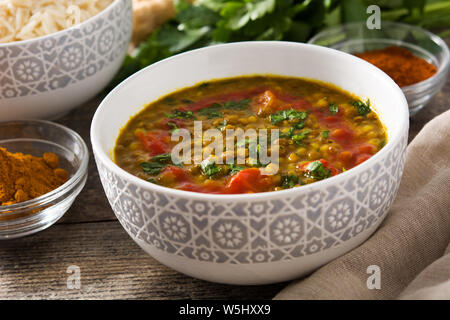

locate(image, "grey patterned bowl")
[[91, 42, 409, 285], [0, 0, 132, 121]]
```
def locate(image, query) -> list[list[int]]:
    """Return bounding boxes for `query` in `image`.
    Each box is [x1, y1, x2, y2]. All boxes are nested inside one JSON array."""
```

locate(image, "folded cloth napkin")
[[275, 109, 450, 300]]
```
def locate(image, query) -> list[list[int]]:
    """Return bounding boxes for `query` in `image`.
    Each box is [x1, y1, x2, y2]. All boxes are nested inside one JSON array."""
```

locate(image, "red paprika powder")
[[355, 46, 437, 87]]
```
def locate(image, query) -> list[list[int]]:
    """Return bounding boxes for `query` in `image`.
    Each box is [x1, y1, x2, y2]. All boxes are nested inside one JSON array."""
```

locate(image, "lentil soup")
[[114, 76, 387, 194]]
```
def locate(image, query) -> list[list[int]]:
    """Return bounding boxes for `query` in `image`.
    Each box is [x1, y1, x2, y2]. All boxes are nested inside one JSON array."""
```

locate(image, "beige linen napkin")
[[275, 109, 450, 300]]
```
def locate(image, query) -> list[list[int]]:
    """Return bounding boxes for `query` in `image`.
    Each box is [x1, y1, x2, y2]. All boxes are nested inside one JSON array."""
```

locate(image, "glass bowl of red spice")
[[309, 21, 450, 115], [0, 120, 89, 239]]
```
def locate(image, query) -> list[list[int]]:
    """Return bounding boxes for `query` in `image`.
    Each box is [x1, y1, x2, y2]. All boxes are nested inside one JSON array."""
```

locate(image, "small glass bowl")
[[0, 120, 88, 239], [308, 21, 450, 116]]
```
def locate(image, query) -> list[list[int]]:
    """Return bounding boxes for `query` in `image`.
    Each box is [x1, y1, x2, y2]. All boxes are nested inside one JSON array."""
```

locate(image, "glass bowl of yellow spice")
[[0, 120, 88, 239]]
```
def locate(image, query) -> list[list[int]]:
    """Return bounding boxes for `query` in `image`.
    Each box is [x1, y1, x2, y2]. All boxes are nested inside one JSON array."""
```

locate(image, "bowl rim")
[[0, 119, 89, 215], [0, 0, 124, 48], [308, 21, 450, 92], [91, 41, 409, 201]]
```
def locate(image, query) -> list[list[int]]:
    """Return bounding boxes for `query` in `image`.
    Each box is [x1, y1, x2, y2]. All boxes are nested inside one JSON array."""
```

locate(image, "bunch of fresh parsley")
[[108, 0, 450, 89]]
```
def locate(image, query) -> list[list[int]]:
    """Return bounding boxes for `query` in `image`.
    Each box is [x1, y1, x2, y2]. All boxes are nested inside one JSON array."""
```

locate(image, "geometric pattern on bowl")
[[0, 0, 132, 100], [96, 131, 407, 265]]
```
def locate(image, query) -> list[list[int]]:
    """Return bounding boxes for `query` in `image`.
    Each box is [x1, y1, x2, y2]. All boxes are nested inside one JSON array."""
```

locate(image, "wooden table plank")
[[0, 221, 285, 299], [57, 97, 116, 224], [1, 36, 448, 299]]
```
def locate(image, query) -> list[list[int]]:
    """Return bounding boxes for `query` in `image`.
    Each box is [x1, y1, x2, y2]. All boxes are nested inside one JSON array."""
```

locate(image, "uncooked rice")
[[0, 0, 114, 43]]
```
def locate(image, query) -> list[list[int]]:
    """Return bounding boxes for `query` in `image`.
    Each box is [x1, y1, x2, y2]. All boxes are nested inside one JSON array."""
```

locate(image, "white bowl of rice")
[[0, 0, 132, 120]]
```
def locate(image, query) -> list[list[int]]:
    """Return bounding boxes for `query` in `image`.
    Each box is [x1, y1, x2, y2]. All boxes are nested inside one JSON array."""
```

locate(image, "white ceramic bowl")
[[91, 42, 409, 285], [0, 0, 132, 121]]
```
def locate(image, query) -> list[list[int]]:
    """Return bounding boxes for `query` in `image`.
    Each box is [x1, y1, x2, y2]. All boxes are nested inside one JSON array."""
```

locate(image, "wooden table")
[[1, 39, 449, 299]]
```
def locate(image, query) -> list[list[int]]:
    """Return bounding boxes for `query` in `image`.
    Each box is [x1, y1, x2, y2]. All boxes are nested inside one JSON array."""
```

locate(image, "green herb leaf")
[[224, 98, 251, 110], [270, 108, 308, 125], [197, 103, 223, 118], [141, 153, 182, 176], [329, 102, 339, 115], [321, 130, 329, 138], [200, 159, 222, 178], [228, 164, 245, 175], [108, 0, 450, 92], [141, 162, 166, 175], [305, 161, 331, 180], [177, 2, 220, 29], [167, 121, 179, 132], [350, 99, 371, 116], [147, 178, 158, 184], [165, 109, 196, 119], [292, 129, 310, 145], [281, 127, 295, 138], [151, 153, 171, 163], [281, 174, 299, 189]]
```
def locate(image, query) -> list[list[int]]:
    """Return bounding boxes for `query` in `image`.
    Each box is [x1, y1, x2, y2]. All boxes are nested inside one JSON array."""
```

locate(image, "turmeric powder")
[[0, 147, 69, 206]]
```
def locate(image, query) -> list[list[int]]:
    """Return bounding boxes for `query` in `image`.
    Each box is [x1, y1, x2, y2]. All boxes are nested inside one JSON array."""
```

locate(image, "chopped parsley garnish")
[[380, 139, 386, 148], [350, 99, 371, 116], [304, 161, 331, 180], [197, 98, 250, 119], [223, 98, 251, 110], [200, 159, 222, 178], [141, 162, 166, 175], [281, 174, 299, 189], [272, 109, 309, 145], [167, 121, 179, 132], [197, 103, 222, 119], [329, 103, 339, 115], [281, 122, 305, 139], [249, 159, 265, 167], [151, 153, 171, 163], [165, 109, 195, 119], [228, 164, 245, 175], [269, 109, 308, 125], [321, 130, 329, 138], [141, 153, 181, 175], [292, 130, 310, 145], [281, 127, 295, 138]]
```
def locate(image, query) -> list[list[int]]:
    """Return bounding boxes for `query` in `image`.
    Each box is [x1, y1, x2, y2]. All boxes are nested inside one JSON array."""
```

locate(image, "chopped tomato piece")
[[355, 153, 372, 165], [252, 90, 277, 116], [178, 181, 225, 194], [357, 144, 376, 154], [158, 166, 190, 185], [297, 159, 340, 176], [226, 168, 274, 194], [337, 150, 354, 165], [290, 99, 311, 110], [158, 118, 185, 130], [137, 131, 170, 156], [323, 115, 341, 124], [331, 127, 353, 145]]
